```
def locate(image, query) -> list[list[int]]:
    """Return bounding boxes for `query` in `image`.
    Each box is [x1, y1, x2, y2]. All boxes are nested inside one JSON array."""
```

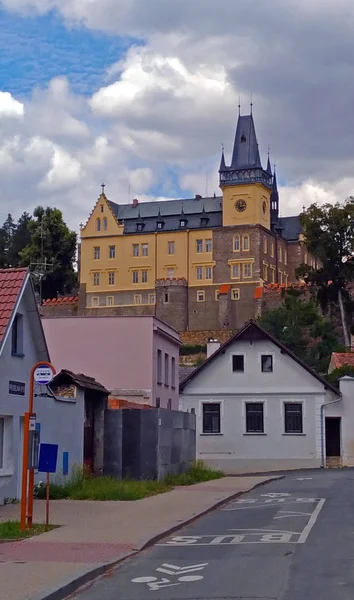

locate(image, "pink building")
[[42, 316, 180, 410]]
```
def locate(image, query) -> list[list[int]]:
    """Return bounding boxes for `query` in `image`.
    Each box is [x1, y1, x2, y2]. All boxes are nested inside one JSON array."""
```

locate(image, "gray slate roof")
[[278, 216, 303, 241], [230, 114, 262, 170]]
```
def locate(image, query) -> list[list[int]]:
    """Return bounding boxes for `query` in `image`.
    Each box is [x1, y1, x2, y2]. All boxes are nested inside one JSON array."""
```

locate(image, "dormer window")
[[157, 221, 164, 230], [136, 223, 145, 232], [180, 219, 187, 228], [201, 217, 209, 227]]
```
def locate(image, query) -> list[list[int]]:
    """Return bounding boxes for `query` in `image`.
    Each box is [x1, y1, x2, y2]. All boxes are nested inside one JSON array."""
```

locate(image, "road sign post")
[[38, 443, 58, 529], [20, 362, 56, 531]]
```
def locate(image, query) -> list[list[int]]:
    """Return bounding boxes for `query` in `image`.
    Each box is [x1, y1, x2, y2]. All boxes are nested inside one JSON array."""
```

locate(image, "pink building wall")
[[42, 316, 180, 408]]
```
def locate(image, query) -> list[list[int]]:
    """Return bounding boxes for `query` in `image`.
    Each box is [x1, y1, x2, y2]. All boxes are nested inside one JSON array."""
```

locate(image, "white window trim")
[[230, 352, 245, 373], [0, 416, 13, 477], [259, 351, 275, 373], [242, 400, 267, 435], [281, 399, 306, 435], [199, 399, 224, 435]]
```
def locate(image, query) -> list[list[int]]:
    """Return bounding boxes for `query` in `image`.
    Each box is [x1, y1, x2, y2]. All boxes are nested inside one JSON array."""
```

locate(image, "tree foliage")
[[258, 289, 342, 373], [0, 207, 77, 300], [326, 365, 354, 385], [298, 200, 354, 346]]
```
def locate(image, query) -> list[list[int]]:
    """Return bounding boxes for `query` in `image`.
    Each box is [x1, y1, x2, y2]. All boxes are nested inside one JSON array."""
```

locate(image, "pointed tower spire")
[[231, 113, 262, 170], [266, 149, 272, 176], [219, 144, 226, 172], [270, 165, 279, 227]]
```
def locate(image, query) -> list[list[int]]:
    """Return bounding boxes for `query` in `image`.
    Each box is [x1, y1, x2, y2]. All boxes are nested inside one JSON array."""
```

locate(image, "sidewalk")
[[0, 475, 280, 600]]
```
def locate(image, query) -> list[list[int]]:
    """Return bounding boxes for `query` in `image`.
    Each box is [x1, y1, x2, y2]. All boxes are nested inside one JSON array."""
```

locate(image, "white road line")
[[297, 498, 325, 543], [228, 528, 300, 534]]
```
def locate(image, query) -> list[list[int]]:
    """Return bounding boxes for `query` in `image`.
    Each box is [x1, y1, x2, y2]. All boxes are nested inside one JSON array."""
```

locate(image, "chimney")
[[133, 198, 139, 207], [207, 338, 221, 358], [195, 194, 202, 200]]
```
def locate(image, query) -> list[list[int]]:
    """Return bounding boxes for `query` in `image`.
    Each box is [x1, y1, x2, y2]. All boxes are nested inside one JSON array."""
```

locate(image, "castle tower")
[[219, 110, 272, 230]]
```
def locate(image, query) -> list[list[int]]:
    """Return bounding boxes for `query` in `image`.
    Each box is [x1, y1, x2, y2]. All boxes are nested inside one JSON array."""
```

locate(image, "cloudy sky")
[[0, 0, 353, 229]]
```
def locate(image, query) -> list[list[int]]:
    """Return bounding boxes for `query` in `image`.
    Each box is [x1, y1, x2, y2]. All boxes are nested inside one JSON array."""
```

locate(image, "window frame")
[[141, 270, 148, 284], [91, 296, 99, 307], [164, 292, 169, 304], [96, 218, 101, 232], [157, 349, 162, 384], [148, 293, 156, 305], [284, 402, 303, 434], [196, 266, 203, 280], [202, 402, 221, 434], [245, 402, 264, 434], [243, 263, 252, 278], [168, 241, 175, 255], [11, 314, 24, 357], [215, 290, 220, 301], [132, 270, 139, 284], [93, 272, 100, 286], [231, 288, 240, 301], [231, 264, 240, 279], [242, 234, 250, 251], [141, 243, 149, 257], [205, 239, 212, 253], [233, 234, 240, 252], [232, 354, 244, 372], [205, 266, 212, 280], [171, 357, 176, 389], [103, 217, 108, 231], [93, 246, 100, 260], [109, 245, 115, 259], [197, 290, 205, 302], [134, 294, 142, 305], [164, 353, 169, 386], [167, 268, 175, 280], [261, 354, 273, 373], [263, 237, 267, 253], [196, 239, 203, 253], [132, 243, 139, 257], [108, 271, 115, 286], [106, 296, 114, 306]]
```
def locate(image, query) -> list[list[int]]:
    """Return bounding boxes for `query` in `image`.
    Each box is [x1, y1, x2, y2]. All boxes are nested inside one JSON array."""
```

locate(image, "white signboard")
[[29, 416, 36, 431], [33, 365, 55, 385]]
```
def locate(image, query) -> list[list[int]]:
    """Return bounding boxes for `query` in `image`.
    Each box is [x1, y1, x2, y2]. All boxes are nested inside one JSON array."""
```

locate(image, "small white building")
[[180, 320, 341, 473]]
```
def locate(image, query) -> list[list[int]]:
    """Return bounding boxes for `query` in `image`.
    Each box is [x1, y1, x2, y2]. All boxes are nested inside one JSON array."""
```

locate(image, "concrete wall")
[[104, 408, 196, 480], [180, 338, 334, 473], [153, 323, 180, 410], [326, 377, 354, 466]]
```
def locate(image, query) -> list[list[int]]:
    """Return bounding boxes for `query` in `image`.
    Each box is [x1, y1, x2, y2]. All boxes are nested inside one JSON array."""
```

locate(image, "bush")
[[165, 461, 223, 486]]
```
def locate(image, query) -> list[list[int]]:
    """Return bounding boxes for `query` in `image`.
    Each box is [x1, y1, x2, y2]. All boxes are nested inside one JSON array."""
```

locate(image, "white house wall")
[[326, 377, 354, 466], [180, 339, 334, 473]]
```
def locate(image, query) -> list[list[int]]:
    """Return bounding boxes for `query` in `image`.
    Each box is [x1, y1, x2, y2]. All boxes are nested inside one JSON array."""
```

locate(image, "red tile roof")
[[42, 296, 78, 306], [331, 353, 354, 370], [219, 284, 231, 295], [0, 268, 28, 343]]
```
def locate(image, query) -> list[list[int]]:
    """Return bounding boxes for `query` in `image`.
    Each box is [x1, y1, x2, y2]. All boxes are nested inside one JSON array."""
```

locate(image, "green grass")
[[34, 462, 224, 502], [0, 521, 56, 540]]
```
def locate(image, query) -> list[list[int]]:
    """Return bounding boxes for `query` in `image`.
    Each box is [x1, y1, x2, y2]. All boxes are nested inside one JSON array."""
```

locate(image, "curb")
[[31, 475, 283, 600]]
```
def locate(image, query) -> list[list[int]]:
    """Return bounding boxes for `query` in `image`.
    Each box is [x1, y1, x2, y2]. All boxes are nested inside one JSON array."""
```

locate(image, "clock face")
[[262, 200, 267, 214], [235, 199, 247, 212]]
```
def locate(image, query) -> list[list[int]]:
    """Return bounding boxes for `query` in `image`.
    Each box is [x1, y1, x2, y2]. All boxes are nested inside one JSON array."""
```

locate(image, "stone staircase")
[[326, 456, 342, 468]]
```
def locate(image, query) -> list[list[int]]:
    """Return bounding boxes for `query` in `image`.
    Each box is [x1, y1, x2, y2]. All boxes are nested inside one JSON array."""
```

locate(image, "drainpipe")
[[320, 395, 342, 468]]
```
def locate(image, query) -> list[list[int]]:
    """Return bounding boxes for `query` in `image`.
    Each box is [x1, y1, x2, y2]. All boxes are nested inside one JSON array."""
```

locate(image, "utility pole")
[[30, 218, 54, 305]]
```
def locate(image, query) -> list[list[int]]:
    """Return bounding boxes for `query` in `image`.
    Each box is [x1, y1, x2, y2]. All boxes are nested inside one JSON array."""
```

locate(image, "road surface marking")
[[295, 477, 313, 480], [298, 498, 325, 543], [223, 496, 321, 510], [273, 510, 312, 520], [132, 562, 209, 590], [261, 493, 291, 498]]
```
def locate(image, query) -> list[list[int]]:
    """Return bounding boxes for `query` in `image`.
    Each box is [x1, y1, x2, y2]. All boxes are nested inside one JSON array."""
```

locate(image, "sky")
[[0, 0, 354, 229]]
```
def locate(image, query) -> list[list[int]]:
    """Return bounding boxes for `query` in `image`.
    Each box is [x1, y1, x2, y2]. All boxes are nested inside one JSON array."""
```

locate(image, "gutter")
[[320, 394, 342, 468]]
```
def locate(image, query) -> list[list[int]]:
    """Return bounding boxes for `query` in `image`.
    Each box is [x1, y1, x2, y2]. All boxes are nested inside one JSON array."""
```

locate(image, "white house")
[[179, 320, 340, 473], [0, 268, 106, 505]]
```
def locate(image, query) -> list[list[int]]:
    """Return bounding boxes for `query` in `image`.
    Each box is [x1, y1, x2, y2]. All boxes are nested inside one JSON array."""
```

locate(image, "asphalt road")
[[70, 469, 354, 600]]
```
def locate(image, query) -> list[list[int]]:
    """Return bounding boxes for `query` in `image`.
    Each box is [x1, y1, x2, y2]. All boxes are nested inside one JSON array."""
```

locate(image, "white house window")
[[109, 245, 115, 259], [91, 297, 99, 307], [205, 239, 212, 253], [132, 244, 139, 257], [197, 290, 205, 302], [103, 217, 108, 231], [165, 353, 169, 386], [168, 241, 175, 255], [261, 355, 273, 373], [141, 270, 148, 283], [171, 357, 176, 389], [232, 264, 240, 278], [94, 246, 100, 260], [134, 294, 142, 304], [93, 273, 100, 286], [157, 349, 162, 384], [246, 403, 264, 433], [232, 355, 244, 372], [243, 263, 252, 278], [167, 268, 175, 280], [0, 418, 4, 469], [148, 294, 156, 304], [196, 239, 203, 253], [284, 403, 303, 433], [108, 271, 115, 285], [202, 403, 221, 434], [180, 219, 187, 228], [132, 270, 139, 284], [141, 243, 149, 257], [231, 288, 240, 301], [106, 296, 114, 306], [196, 267, 203, 280]]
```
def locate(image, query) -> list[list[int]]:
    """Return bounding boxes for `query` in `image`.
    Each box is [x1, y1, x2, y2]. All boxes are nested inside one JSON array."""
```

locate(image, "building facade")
[[179, 321, 339, 474], [79, 111, 314, 332]]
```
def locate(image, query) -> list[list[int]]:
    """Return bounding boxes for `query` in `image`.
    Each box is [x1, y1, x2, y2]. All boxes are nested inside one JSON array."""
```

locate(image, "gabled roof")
[[50, 369, 109, 394], [179, 320, 340, 395], [0, 268, 28, 345]]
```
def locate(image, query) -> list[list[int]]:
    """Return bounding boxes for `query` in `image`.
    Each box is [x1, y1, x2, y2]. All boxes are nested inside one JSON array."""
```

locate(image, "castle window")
[[108, 271, 115, 285], [278, 246, 282, 262], [215, 290, 220, 301], [134, 294, 142, 305], [243, 263, 252, 278], [168, 241, 175, 255], [148, 294, 156, 305], [304, 252, 308, 264], [164, 293, 169, 304], [91, 297, 99, 307], [242, 235, 250, 251], [205, 266, 212, 280], [103, 217, 108, 231], [201, 217, 209, 227], [94, 246, 100, 260], [263, 262, 268, 281], [284, 250, 287, 265], [157, 221, 164, 230], [109, 245, 115, 259], [231, 264, 240, 279], [132, 270, 139, 284], [180, 219, 187, 228], [107, 296, 114, 306], [197, 290, 205, 302], [196, 267, 203, 280], [136, 223, 144, 232], [141, 243, 148, 257], [93, 272, 100, 286], [233, 235, 240, 252], [141, 270, 148, 283], [96, 218, 101, 232], [132, 244, 139, 257], [270, 266, 275, 283], [263, 237, 267, 253], [231, 288, 240, 301], [167, 268, 175, 280], [279, 271, 283, 285], [100, 205, 104, 213], [196, 239, 203, 253], [271, 242, 274, 257], [205, 239, 212, 253]]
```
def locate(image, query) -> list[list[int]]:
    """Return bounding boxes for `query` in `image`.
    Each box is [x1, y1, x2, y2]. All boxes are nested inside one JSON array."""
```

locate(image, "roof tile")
[[0, 268, 28, 344], [331, 353, 354, 370]]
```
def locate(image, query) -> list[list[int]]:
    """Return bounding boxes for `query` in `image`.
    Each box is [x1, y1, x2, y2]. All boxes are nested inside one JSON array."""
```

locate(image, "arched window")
[[233, 235, 240, 252], [96, 218, 101, 231], [242, 234, 250, 251], [103, 217, 108, 231]]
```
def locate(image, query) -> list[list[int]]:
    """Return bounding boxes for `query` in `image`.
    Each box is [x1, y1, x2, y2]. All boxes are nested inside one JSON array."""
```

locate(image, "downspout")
[[320, 395, 342, 468], [154, 232, 157, 317]]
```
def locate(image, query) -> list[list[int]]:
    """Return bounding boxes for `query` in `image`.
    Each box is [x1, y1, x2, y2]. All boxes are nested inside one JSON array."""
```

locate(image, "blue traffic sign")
[[38, 443, 58, 473]]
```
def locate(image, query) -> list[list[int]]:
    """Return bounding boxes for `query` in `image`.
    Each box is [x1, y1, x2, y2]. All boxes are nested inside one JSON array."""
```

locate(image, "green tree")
[[259, 289, 342, 373], [19, 206, 77, 300], [298, 200, 354, 348], [7, 212, 32, 267]]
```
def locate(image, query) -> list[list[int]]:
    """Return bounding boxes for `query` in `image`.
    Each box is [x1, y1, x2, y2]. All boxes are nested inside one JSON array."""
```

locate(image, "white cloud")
[[0, 92, 24, 118]]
